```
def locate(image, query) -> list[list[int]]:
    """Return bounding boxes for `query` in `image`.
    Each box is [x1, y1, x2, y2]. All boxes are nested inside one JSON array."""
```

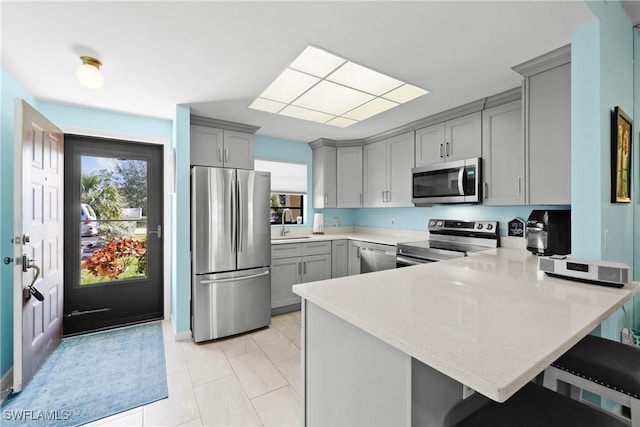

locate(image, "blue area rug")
[[2, 321, 168, 426]]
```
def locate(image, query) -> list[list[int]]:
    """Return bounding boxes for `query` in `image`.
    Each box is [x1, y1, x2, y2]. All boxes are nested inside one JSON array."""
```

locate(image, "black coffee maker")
[[526, 210, 571, 255]]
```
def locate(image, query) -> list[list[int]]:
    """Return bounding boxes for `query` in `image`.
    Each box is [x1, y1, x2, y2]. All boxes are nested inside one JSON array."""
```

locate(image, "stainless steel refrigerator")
[[191, 166, 271, 342]]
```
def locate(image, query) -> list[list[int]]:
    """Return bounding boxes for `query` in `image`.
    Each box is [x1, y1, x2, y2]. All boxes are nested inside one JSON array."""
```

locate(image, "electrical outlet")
[[391, 218, 396, 226], [621, 327, 633, 345]]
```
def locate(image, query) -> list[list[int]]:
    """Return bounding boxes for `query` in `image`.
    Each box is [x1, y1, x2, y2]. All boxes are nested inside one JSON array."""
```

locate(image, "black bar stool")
[[543, 334, 640, 426], [447, 382, 627, 427]]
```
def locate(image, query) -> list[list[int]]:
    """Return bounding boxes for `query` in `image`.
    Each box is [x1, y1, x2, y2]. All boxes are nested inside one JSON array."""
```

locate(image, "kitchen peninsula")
[[293, 248, 639, 426]]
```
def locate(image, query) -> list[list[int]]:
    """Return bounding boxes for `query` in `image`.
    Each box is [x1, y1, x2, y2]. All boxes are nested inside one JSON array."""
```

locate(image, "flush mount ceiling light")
[[76, 56, 104, 89], [249, 45, 429, 128]]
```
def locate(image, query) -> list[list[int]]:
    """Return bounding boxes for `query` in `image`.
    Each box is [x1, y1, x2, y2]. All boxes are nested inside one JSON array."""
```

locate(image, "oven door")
[[396, 255, 433, 268], [412, 158, 480, 206], [396, 251, 464, 268]]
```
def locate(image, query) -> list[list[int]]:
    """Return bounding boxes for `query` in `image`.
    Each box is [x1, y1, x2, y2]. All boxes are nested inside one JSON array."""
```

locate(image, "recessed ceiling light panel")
[[327, 62, 403, 96], [248, 44, 428, 128], [343, 97, 399, 121], [293, 81, 375, 116], [279, 105, 335, 124], [289, 45, 346, 78], [382, 84, 429, 104], [260, 68, 319, 104], [249, 98, 287, 114]]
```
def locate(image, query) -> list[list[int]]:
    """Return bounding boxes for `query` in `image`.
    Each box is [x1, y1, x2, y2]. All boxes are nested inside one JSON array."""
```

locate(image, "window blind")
[[255, 159, 307, 194]]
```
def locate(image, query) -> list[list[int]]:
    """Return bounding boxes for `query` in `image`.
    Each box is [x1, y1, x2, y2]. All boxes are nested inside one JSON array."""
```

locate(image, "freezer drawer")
[[192, 267, 271, 342]]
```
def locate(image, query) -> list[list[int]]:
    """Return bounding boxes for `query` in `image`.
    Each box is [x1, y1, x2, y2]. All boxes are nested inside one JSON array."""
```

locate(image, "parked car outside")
[[81, 203, 98, 236]]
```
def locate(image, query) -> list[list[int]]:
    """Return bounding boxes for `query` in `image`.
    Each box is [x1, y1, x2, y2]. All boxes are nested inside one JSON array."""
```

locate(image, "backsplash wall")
[[321, 205, 570, 237]]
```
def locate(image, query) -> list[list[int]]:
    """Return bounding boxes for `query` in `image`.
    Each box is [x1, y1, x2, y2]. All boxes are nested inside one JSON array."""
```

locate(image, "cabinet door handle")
[[518, 176, 522, 195], [298, 261, 302, 275], [218, 148, 223, 162], [357, 247, 360, 258], [325, 193, 328, 205], [386, 190, 390, 202], [224, 148, 229, 162], [484, 182, 489, 198], [303, 262, 306, 275], [445, 142, 450, 157], [381, 191, 386, 202], [439, 143, 444, 158], [359, 193, 362, 204]]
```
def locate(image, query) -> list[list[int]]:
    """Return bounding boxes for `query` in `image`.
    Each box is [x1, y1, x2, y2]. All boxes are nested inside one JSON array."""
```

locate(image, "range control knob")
[[487, 224, 494, 230], [437, 221, 443, 227], [429, 220, 436, 227], [476, 223, 484, 230]]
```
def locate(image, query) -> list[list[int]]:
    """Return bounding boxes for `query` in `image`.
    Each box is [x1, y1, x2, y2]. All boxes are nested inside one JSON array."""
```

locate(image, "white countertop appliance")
[[539, 255, 631, 288], [396, 219, 499, 266], [526, 209, 571, 256]]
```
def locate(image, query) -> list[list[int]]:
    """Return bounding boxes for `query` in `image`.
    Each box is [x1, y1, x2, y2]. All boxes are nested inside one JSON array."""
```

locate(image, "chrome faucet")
[[281, 208, 293, 236]]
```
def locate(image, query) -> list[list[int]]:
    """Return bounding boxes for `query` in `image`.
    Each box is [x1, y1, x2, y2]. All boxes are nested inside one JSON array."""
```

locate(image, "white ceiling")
[[2, 1, 600, 143]]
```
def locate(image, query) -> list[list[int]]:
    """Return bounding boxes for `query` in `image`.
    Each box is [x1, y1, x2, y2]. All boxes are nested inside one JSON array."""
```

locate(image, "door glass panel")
[[79, 156, 148, 285]]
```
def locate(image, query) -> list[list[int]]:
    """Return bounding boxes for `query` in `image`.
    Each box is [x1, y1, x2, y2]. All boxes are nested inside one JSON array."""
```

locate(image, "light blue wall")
[[0, 66, 39, 378], [572, 1, 636, 341], [172, 105, 190, 335], [350, 206, 569, 237], [38, 102, 173, 140]]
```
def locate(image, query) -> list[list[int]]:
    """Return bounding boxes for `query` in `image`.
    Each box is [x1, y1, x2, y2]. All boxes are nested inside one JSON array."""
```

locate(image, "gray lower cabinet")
[[332, 240, 348, 278], [271, 257, 302, 309], [271, 242, 332, 312], [348, 240, 362, 276]]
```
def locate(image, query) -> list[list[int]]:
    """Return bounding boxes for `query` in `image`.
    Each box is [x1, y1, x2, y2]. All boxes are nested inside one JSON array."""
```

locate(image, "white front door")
[[13, 99, 64, 392]]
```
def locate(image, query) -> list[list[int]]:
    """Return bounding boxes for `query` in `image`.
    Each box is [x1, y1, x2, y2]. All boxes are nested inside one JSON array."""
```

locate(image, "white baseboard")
[[170, 315, 192, 341], [1, 367, 13, 404], [174, 330, 192, 341]]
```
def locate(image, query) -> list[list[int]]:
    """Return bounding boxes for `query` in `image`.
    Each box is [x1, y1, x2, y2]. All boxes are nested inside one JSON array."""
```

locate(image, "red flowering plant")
[[82, 237, 147, 280]]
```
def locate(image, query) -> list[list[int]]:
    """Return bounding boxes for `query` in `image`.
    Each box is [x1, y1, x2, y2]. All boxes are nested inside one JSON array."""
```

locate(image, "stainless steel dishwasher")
[[358, 242, 396, 273]]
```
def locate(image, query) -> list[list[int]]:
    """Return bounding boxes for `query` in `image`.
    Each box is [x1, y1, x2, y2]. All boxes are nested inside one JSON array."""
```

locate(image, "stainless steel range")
[[396, 219, 499, 267]]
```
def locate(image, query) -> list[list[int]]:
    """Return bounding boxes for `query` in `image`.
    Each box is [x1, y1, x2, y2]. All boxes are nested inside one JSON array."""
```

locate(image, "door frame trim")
[[12, 99, 24, 392], [56, 126, 172, 324]]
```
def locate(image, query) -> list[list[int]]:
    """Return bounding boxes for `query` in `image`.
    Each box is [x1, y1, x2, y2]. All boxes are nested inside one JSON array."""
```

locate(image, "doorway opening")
[[63, 135, 163, 335]]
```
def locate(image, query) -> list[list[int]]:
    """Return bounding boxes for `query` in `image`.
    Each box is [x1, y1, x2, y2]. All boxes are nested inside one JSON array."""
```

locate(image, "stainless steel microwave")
[[411, 158, 481, 206]]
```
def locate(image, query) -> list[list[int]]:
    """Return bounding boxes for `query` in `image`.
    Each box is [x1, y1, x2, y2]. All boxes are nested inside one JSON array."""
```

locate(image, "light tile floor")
[[85, 311, 302, 427]]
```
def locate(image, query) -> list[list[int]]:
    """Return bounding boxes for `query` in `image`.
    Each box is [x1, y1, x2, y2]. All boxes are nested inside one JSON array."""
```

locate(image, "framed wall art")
[[611, 106, 633, 203]]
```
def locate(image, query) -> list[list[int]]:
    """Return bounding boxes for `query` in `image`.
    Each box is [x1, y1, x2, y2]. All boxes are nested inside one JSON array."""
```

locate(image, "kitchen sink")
[[271, 235, 311, 240]]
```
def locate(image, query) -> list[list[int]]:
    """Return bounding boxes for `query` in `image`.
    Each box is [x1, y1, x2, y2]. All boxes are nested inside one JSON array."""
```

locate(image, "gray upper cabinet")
[[337, 146, 363, 208], [190, 124, 255, 169], [191, 125, 224, 167], [223, 130, 254, 170], [513, 45, 571, 205], [415, 112, 481, 167], [482, 99, 524, 205], [311, 142, 337, 209], [363, 131, 414, 208]]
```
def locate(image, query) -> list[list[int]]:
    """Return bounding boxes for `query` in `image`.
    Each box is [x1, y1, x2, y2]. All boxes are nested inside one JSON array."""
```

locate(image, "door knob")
[[22, 255, 43, 302]]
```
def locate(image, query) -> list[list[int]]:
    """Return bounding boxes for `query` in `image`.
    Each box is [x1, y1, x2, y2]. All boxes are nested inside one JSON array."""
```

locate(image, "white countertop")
[[292, 247, 639, 402], [271, 229, 422, 246]]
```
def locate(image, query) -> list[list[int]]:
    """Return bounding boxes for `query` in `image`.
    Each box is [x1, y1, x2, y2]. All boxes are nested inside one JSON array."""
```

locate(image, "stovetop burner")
[[397, 219, 499, 263]]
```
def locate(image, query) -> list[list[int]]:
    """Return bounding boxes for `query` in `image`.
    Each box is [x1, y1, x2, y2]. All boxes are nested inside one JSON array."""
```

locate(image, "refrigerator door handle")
[[231, 177, 237, 253], [199, 270, 270, 284], [238, 180, 243, 253]]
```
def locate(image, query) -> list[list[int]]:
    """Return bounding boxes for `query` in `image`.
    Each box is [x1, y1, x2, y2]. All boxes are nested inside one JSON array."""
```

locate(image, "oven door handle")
[[457, 167, 465, 196], [396, 256, 427, 266]]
